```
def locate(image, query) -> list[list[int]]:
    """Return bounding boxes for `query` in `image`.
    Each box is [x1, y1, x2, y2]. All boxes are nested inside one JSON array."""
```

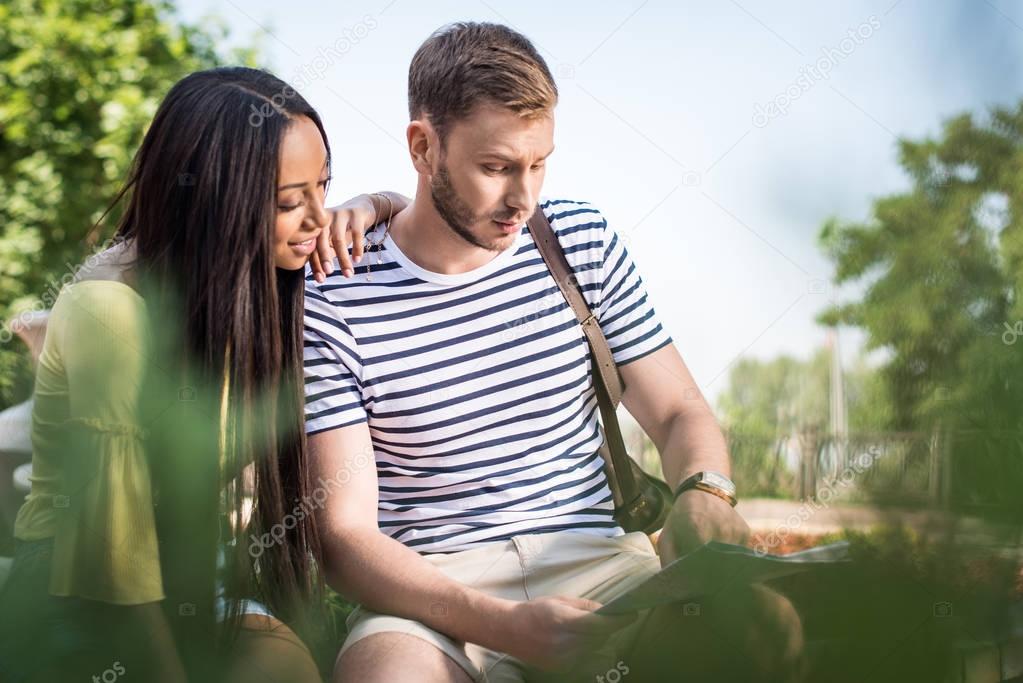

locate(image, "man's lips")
[[493, 218, 524, 233]]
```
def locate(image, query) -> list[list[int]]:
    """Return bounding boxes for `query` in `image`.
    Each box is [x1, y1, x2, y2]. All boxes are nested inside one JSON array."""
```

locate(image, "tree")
[[0, 0, 257, 407], [818, 101, 1023, 515]]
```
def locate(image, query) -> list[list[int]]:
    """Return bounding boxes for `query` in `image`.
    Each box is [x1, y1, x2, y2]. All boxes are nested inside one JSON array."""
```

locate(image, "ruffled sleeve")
[[47, 282, 164, 604]]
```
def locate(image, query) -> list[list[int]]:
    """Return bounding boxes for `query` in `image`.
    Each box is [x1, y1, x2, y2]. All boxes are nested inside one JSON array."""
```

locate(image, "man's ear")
[[407, 119, 436, 176]]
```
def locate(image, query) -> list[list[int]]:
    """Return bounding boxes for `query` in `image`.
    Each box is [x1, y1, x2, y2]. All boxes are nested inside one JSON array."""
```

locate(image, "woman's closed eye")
[[278, 176, 331, 212]]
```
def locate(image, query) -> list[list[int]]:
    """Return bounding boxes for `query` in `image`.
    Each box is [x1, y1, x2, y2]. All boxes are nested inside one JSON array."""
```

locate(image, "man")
[[304, 22, 803, 683]]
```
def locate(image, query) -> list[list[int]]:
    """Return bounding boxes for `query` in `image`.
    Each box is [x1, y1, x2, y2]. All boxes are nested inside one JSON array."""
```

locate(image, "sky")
[[175, 0, 1023, 404]]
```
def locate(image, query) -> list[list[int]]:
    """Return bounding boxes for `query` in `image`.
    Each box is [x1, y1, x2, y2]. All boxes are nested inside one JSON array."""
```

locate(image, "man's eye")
[[484, 166, 507, 174]]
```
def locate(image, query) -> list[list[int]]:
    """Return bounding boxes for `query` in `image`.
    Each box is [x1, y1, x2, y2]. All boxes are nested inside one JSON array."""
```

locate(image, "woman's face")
[[273, 115, 330, 270]]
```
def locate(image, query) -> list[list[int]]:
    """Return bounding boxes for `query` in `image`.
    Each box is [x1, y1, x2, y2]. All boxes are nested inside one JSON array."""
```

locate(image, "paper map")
[[596, 541, 851, 615]]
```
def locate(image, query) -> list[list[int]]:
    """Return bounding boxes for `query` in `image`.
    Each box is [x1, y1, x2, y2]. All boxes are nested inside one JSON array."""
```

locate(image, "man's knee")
[[334, 632, 473, 683], [625, 585, 806, 682], [728, 584, 806, 679], [688, 585, 805, 681]]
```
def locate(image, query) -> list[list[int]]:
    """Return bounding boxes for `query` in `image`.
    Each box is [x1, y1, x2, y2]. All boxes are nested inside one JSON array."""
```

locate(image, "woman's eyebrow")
[[278, 161, 329, 191]]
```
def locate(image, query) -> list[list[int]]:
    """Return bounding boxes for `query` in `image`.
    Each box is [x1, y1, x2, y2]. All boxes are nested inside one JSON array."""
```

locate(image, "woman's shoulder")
[[49, 279, 148, 356], [56, 278, 144, 321]]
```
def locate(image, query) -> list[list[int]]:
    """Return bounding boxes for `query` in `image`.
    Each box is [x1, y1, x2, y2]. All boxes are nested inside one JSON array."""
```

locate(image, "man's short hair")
[[408, 22, 558, 142]]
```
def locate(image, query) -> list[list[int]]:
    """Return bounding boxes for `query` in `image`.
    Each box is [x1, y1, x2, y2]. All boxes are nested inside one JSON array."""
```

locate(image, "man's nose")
[[505, 175, 533, 214]]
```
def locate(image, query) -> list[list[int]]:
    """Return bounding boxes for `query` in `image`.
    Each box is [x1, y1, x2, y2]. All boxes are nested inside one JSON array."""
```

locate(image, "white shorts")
[[339, 530, 661, 683]]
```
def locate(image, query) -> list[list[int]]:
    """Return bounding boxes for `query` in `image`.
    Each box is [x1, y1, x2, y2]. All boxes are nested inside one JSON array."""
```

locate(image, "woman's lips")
[[289, 235, 318, 256]]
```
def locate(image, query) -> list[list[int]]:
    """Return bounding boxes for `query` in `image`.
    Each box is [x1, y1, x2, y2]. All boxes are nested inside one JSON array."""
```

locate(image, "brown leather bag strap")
[[526, 206, 624, 402], [526, 205, 641, 504]]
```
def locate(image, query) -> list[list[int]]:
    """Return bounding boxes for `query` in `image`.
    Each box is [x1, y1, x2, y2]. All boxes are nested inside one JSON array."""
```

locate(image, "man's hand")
[[500, 596, 635, 672], [656, 489, 751, 565]]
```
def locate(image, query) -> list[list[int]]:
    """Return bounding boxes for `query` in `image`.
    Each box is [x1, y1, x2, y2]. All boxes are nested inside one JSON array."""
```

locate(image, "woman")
[[0, 67, 404, 682]]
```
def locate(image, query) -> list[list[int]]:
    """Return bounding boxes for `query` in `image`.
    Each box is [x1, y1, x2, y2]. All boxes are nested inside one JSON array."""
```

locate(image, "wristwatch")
[[673, 471, 738, 507]]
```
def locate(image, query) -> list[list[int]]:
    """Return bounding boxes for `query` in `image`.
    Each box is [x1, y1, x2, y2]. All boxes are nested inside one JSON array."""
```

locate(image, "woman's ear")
[[407, 119, 436, 176]]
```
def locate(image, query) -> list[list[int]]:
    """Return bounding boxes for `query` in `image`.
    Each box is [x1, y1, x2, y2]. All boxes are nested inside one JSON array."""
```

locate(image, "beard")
[[430, 163, 518, 253]]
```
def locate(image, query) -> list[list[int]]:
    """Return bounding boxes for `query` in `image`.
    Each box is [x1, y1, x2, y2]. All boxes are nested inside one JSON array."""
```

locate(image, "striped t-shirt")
[[302, 198, 673, 553]]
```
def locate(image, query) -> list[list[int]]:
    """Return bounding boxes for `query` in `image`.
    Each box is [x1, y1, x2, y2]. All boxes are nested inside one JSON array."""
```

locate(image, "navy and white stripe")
[[303, 198, 673, 553]]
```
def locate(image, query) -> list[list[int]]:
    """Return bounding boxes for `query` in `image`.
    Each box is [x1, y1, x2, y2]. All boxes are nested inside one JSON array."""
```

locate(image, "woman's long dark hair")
[[107, 67, 329, 675]]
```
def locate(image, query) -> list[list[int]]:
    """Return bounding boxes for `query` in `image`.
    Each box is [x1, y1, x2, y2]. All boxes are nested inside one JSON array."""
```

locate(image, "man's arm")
[[309, 423, 627, 670], [619, 343, 729, 490], [619, 344, 750, 562]]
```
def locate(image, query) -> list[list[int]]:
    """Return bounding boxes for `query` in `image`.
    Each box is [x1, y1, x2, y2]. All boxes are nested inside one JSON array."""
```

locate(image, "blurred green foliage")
[[769, 524, 1018, 682], [818, 102, 1023, 437], [717, 102, 1023, 516], [0, 0, 258, 407], [818, 102, 1023, 520]]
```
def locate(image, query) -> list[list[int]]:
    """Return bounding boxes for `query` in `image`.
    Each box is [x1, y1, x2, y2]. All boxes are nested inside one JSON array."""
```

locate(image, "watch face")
[[702, 471, 736, 495]]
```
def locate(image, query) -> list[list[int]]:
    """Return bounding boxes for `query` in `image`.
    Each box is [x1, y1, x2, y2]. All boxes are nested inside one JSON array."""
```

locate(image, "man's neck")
[[388, 194, 502, 276]]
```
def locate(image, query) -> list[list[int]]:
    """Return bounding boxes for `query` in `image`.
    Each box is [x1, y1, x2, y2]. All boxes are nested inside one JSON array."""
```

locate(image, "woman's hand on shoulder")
[[309, 192, 411, 283]]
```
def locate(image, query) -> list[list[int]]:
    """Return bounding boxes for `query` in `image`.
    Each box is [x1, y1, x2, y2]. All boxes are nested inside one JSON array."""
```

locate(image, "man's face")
[[429, 102, 555, 252]]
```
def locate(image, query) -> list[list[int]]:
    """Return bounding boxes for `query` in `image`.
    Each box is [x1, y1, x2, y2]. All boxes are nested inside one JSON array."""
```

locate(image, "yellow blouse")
[[14, 280, 164, 605]]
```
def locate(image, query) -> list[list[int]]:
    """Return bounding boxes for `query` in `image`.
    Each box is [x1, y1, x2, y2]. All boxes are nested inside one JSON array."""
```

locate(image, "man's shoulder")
[[303, 269, 358, 337], [303, 270, 336, 306], [540, 197, 605, 227], [539, 198, 609, 252]]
